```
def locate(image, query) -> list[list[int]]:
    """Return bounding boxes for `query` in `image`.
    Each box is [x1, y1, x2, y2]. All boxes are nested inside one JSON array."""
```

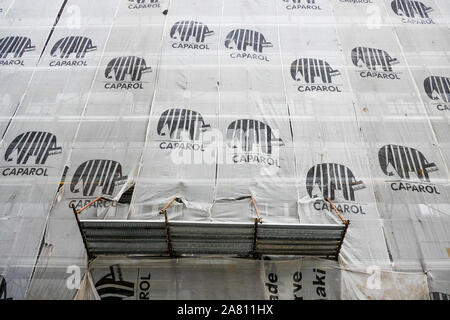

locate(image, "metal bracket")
[[252, 218, 261, 259], [325, 198, 350, 260], [251, 196, 263, 223], [159, 197, 182, 257], [72, 196, 113, 215], [250, 196, 262, 259], [326, 198, 350, 226]]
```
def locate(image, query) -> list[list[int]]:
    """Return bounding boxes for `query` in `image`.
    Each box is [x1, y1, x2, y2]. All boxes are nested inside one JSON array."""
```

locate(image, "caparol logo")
[[95, 265, 135, 300], [224, 28, 272, 61], [351, 46, 401, 80], [157, 108, 211, 151], [391, 0, 434, 24], [282, 0, 322, 11], [95, 265, 152, 300], [306, 163, 368, 215], [170, 20, 215, 50], [424, 75, 449, 111], [104, 56, 151, 90], [49, 36, 97, 67], [226, 119, 283, 167], [2, 131, 62, 177], [69, 159, 128, 210], [379, 144, 440, 194], [291, 58, 342, 93], [128, 0, 160, 9], [0, 36, 35, 66]]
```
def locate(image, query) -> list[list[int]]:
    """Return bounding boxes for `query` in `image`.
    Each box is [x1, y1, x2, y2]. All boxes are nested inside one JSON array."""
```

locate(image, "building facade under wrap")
[[0, 0, 449, 300]]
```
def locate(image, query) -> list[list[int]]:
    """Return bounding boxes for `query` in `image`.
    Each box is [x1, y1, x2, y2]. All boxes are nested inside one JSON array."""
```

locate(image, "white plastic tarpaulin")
[[0, 0, 448, 300]]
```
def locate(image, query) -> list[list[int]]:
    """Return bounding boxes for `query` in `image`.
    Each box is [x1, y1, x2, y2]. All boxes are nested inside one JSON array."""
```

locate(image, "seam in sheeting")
[[210, 0, 226, 221], [329, 0, 395, 269], [382, 1, 450, 180], [0, 0, 68, 143], [127, 0, 173, 219], [25, 0, 124, 299], [273, 0, 301, 223], [380, 0, 449, 274]]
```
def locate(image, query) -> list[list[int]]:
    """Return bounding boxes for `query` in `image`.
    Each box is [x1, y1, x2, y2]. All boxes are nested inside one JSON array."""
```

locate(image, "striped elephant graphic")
[[5, 131, 62, 165], [157, 108, 211, 141], [50, 36, 97, 59], [378, 144, 438, 182], [226, 119, 284, 155], [424, 76, 449, 103], [291, 58, 340, 84], [306, 163, 365, 201], [391, 0, 433, 18], [170, 20, 214, 43], [351, 47, 399, 72], [0, 36, 35, 59], [224, 29, 273, 53], [105, 56, 151, 82], [95, 265, 135, 300], [70, 160, 128, 197]]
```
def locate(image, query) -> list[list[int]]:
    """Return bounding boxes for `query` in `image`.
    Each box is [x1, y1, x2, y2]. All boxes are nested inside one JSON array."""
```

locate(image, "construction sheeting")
[[85, 256, 428, 300], [0, 0, 448, 300]]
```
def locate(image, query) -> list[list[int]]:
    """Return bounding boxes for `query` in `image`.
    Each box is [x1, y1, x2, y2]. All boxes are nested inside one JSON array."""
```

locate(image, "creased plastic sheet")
[[87, 256, 429, 300], [335, 15, 449, 273], [330, 0, 393, 27], [427, 269, 450, 299], [27, 0, 168, 300], [211, 0, 297, 223], [278, 16, 391, 267], [341, 267, 429, 299], [88, 256, 341, 300], [0, 0, 65, 136], [130, 0, 223, 220], [0, 0, 96, 300], [0, 0, 449, 300], [74, 270, 101, 300], [16, 0, 122, 300], [0, 0, 64, 27]]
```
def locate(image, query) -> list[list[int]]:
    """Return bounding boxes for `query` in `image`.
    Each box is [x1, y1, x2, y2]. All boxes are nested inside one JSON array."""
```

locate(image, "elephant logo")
[[50, 36, 97, 59], [224, 29, 273, 53], [0, 36, 35, 59], [424, 76, 449, 103], [351, 47, 399, 72], [70, 160, 128, 197], [5, 131, 62, 165], [291, 58, 340, 84], [105, 56, 151, 82], [226, 119, 284, 155], [378, 144, 438, 182], [306, 163, 365, 201], [157, 108, 211, 141], [95, 265, 135, 300], [170, 20, 214, 43], [391, 0, 433, 18]]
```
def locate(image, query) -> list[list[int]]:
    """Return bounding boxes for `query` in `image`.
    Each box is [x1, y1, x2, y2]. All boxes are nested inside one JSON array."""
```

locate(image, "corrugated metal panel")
[[79, 220, 346, 258]]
